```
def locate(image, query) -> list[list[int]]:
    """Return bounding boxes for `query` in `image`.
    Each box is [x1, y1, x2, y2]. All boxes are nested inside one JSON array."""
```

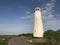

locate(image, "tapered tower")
[[33, 7, 44, 37]]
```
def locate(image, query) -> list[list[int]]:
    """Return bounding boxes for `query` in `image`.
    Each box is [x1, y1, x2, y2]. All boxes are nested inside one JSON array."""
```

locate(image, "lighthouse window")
[[35, 9, 39, 11], [34, 9, 40, 11]]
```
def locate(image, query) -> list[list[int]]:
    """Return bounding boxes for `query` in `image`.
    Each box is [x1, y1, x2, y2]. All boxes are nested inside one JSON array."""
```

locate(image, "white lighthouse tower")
[[33, 7, 44, 37]]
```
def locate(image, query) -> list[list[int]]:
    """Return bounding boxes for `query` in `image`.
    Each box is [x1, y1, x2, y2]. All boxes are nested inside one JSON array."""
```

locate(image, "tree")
[[44, 30, 55, 39]]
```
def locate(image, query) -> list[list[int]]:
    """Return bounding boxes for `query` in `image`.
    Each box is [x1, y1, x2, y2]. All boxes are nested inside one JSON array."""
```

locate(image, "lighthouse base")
[[32, 37, 46, 44], [32, 37, 43, 39]]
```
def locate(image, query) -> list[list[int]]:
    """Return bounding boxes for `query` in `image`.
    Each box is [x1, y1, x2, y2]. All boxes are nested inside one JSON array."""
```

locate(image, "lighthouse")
[[33, 7, 44, 37]]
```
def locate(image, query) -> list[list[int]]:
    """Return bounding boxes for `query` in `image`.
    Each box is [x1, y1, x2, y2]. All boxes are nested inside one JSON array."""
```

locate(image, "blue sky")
[[0, 0, 60, 35]]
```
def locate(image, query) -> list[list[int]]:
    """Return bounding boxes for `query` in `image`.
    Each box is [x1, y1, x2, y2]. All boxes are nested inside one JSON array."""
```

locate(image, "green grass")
[[0, 35, 17, 45]]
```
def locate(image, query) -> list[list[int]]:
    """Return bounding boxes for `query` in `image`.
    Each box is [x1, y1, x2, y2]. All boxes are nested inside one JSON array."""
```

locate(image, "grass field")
[[0, 35, 17, 45]]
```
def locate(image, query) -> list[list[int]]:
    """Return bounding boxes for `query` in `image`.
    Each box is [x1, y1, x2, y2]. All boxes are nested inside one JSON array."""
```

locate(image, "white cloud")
[[25, 10, 31, 15], [43, 19, 60, 30], [20, 10, 34, 22], [42, 0, 56, 19], [42, 0, 60, 30], [20, 0, 56, 22]]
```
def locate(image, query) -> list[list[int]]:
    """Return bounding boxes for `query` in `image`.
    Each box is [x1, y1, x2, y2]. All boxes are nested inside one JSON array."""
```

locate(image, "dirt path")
[[8, 37, 31, 45]]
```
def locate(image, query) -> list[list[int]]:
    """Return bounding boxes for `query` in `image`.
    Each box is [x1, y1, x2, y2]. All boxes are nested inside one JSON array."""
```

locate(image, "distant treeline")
[[19, 29, 60, 38], [18, 33, 33, 37]]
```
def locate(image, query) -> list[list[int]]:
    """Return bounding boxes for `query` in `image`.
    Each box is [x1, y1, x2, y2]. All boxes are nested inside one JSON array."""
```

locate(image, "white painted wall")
[[33, 7, 44, 37]]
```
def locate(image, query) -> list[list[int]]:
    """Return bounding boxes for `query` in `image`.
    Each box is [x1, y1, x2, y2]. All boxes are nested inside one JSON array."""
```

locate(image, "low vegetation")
[[0, 35, 17, 45], [0, 29, 60, 45], [19, 29, 60, 45]]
